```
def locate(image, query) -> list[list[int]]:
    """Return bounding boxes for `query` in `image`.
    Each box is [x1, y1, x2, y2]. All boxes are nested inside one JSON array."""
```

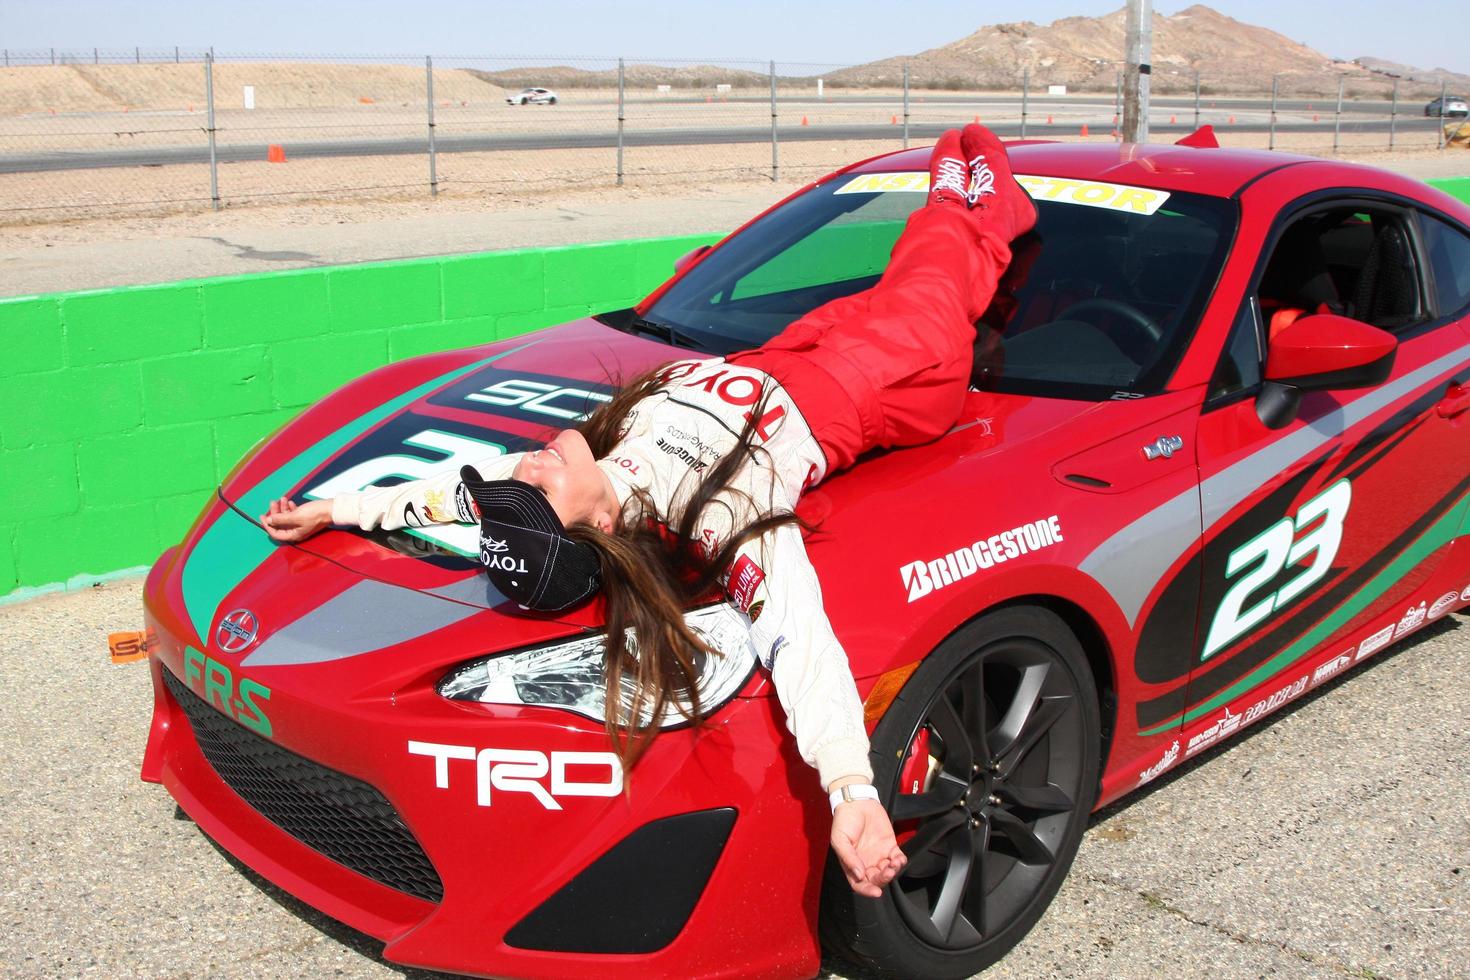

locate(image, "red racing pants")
[[729, 204, 1013, 474]]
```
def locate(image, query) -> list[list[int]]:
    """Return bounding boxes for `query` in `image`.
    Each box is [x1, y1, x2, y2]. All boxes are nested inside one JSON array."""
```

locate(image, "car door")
[[1158, 190, 1470, 739]]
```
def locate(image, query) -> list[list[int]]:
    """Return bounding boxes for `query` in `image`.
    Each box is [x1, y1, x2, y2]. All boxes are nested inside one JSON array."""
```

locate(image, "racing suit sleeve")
[[328, 453, 522, 531], [727, 519, 874, 790]]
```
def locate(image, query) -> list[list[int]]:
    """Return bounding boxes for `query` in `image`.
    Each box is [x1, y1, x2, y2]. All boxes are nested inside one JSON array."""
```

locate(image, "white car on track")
[[506, 87, 558, 106]]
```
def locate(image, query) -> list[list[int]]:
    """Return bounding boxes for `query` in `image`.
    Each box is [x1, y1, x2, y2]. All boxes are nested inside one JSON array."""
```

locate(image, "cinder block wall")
[[0, 233, 716, 598]]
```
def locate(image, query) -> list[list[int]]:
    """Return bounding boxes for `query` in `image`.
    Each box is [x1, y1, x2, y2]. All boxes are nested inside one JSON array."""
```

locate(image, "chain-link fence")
[[0, 48, 1461, 223]]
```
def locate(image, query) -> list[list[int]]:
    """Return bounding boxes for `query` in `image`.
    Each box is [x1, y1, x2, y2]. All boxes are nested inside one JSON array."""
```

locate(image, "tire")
[[820, 606, 1101, 979], [548, 96, 558, 105]]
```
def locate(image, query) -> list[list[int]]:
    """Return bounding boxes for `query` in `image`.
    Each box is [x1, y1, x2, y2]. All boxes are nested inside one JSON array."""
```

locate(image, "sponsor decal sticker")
[[1310, 652, 1352, 688], [1355, 623, 1395, 662], [900, 515, 1064, 603], [1393, 601, 1427, 638], [107, 629, 152, 664], [408, 741, 622, 811], [1243, 674, 1309, 725], [1137, 739, 1180, 787], [832, 171, 1172, 215], [183, 647, 273, 737], [1185, 706, 1241, 758], [1429, 591, 1460, 619], [727, 555, 766, 612]]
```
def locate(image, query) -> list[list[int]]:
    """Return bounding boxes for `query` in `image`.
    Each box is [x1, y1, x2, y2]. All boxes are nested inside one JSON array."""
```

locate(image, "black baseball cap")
[[458, 465, 603, 611]]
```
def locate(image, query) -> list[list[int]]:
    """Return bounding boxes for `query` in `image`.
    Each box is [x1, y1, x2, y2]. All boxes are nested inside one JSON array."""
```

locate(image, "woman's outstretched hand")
[[830, 799, 907, 897], [261, 497, 334, 543]]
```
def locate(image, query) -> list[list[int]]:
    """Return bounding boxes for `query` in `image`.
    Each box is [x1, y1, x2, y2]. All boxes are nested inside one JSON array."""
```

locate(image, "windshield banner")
[[834, 171, 1171, 216]]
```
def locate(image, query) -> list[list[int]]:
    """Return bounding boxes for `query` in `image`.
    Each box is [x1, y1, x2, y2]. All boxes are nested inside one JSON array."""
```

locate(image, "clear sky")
[[1, 1, 1461, 74]]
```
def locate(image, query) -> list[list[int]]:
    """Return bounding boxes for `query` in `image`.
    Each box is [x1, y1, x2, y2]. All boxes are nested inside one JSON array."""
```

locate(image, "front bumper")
[[139, 563, 828, 979]]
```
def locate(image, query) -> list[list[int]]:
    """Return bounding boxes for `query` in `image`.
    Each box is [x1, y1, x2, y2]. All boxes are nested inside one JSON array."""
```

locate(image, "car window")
[[1209, 300, 1265, 400], [1254, 205, 1423, 336], [647, 172, 1236, 400], [1418, 213, 1470, 317]]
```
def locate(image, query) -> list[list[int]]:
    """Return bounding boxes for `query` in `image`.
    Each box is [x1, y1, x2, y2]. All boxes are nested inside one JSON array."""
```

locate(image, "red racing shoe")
[[960, 122, 1038, 243], [927, 128, 971, 208]]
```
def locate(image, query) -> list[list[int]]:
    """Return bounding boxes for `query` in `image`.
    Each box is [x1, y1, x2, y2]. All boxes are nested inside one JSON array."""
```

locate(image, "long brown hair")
[[565, 365, 802, 770]]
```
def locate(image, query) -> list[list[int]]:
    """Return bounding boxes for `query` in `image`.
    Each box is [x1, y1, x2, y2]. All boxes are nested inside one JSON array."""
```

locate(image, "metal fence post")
[[174, 46, 179, 63], [3, 51, 8, 69], [770, 60, 779, 181], [1334, 77, 1343, 154], [93, 47, 98, 64], [135, 46, 140, 64], [1269, 75, 1278, 151], [617, 58, 625, 187], [205, 52, 220, 211], [426, 56, 438, 196], [1020, 67, 1029, 139], [51, 48, 55, 66], [1389, 79, 1398, 150], [1193, 70, 1200, 129], [1114, 69, 1121, 137], [1439, 80, 1447, 150], [902, 62, 910, 149]]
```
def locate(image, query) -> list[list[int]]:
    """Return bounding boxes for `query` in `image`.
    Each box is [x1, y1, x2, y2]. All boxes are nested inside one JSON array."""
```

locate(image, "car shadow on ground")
[[177, 615, 1460, 980]]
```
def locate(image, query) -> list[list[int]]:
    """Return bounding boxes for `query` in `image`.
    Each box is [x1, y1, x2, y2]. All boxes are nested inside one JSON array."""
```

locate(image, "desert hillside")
[[831, 4, 1447, 96], [0, 62, 507, 114]]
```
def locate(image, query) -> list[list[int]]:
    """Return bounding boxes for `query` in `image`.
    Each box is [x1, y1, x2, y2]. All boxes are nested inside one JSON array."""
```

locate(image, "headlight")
[[437, 604, 757, 728]]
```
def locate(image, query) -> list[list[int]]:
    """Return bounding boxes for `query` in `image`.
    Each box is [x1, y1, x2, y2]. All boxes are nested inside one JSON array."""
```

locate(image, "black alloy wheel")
[[821, 606, 1100, 979]]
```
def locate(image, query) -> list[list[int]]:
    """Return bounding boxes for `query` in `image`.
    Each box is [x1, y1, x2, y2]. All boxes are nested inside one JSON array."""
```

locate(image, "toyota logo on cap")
[[216, 608, 259, 654]]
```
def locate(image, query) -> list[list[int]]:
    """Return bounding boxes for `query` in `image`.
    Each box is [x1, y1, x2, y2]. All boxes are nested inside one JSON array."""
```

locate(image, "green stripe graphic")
[[180, 343, 537, 644]]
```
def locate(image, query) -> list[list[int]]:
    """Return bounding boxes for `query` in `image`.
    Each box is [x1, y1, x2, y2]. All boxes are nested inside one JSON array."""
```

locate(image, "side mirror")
[[1256, 314, 1398, 428], [673, 245, 712, 274]]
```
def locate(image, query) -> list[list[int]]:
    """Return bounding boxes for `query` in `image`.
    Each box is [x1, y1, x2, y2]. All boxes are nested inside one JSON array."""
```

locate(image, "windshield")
[[644, 169, 1237, 399]]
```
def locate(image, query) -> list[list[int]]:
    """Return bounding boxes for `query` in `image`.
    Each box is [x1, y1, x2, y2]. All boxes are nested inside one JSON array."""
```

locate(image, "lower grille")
[[162, 667, 443, 903]]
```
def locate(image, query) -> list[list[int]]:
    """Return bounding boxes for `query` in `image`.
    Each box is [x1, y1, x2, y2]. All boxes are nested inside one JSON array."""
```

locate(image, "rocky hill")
[[829, 4, 1445, 97]]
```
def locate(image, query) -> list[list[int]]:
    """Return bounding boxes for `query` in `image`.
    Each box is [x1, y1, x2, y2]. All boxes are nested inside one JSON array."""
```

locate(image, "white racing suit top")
[[330, 357, 874, 789]]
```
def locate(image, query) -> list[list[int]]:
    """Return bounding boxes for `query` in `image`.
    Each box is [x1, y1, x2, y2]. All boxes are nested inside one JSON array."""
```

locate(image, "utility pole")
[[1122, 0, 1152, 143]]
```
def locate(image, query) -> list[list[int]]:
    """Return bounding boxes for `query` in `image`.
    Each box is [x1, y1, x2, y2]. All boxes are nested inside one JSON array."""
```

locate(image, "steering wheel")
[[1060, 298, 1163, 349]]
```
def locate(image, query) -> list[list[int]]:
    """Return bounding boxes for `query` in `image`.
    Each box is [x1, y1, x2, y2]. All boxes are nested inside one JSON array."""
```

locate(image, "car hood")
[[212, 316, 1188, 630]]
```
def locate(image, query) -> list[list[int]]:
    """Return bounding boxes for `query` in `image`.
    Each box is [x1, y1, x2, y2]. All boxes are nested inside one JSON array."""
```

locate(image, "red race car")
[[139, 134, 1470, 978]]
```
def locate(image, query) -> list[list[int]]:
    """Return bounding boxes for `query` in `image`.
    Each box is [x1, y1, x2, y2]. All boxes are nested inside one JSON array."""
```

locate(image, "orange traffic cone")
[[1313, 113, 1319, 122], [891, 114, 898, 124], [973, 114, 980, 124], [1080, 123, 1090, 137], [1046, 114, 1053, 124], [1228, 115, 1236, 124], [267, 144, 287, 163], [800, 115, 808, 126], [1169, 114, 1177, 124]]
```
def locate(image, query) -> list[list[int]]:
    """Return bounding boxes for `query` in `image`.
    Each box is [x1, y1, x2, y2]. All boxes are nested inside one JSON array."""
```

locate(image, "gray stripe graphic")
[[1081, 347, 1470, 626], [242, 579, 481, 667]]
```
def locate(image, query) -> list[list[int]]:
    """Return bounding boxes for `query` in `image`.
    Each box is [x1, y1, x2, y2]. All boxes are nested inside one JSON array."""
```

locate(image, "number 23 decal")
[[1202, 480, 1352, 660]]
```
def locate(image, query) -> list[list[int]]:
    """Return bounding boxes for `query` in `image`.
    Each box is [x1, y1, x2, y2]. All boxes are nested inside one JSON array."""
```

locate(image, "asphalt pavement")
[[0, 578, 1464, 978]]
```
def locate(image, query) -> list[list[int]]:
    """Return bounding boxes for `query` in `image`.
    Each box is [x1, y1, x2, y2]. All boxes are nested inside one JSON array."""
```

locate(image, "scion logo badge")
[[215, 608, 259, 654]]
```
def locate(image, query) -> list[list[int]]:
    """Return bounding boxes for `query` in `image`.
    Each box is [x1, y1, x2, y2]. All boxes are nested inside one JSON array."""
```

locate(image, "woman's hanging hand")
[[830, 797, 907, 897], [261, 497, 334, 543]]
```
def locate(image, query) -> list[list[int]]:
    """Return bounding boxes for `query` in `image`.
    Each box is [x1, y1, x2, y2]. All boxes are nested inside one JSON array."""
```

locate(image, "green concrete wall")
[[0, 233, 717, 599]]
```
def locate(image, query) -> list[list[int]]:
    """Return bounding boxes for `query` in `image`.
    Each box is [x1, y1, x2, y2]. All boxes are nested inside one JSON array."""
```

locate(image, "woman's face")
[[511, 429, 617, 532]]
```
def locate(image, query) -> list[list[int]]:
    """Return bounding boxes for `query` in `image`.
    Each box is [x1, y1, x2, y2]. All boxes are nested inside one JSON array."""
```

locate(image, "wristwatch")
[[828, 783, 881, 813]]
